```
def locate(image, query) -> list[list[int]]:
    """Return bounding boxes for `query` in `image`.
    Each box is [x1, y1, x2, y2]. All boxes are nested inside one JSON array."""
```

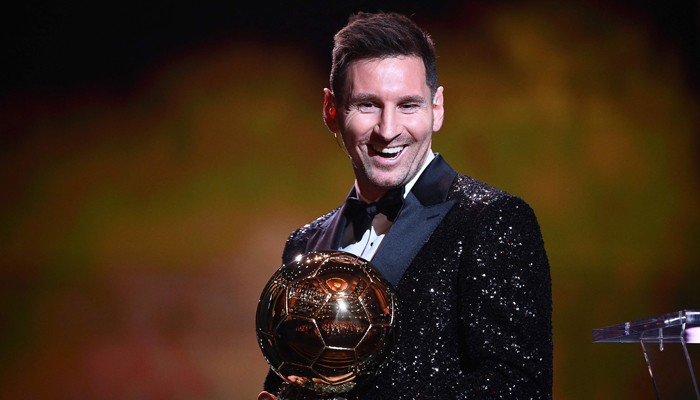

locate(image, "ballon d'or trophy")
[[256, 251, 397, 400]]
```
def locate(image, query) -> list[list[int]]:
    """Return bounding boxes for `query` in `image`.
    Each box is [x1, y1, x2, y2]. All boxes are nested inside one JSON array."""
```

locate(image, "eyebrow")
[[398, 95, 427, 104], [348, 93, 377, 103]]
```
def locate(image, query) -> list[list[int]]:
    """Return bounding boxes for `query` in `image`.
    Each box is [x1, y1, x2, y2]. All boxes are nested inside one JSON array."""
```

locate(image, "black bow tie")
[[345, 188, 404, 242]]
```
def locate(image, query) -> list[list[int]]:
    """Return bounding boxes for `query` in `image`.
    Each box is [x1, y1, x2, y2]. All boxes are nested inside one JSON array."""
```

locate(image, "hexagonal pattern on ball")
[[256, 250, 397, 396]]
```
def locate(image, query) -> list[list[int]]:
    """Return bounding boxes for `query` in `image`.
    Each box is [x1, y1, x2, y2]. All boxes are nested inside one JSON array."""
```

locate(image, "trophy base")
[[277, 382, 354, 400]]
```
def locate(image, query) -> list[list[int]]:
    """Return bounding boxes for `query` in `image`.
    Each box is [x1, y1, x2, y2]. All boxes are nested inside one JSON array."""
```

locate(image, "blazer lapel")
[[371, 154, 458, 286], [372, 193, 455, 286], [306, 186, 359, 252], [305, 204, 347, 252], [305, 154, 458, 286]]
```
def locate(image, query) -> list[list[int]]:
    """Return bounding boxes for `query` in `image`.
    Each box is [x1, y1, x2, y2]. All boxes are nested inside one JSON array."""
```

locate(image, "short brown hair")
[[330, 12, 438, 105]]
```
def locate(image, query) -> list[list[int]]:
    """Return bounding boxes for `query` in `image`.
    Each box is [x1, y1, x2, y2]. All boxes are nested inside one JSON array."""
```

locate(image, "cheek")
[[405, 119, 433, 141], [342, 115, 376, 144]]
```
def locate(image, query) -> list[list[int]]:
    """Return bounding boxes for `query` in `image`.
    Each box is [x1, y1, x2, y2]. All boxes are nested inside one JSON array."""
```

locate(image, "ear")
[[323, 88, 340, 133], [432, 86, 445, 132]]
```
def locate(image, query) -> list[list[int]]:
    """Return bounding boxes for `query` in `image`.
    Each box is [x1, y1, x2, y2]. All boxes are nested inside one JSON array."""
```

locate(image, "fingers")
[[258, 391, 277, 400]]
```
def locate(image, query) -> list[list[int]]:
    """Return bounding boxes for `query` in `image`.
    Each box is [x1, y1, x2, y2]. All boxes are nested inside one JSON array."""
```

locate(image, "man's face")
[[324, 56, 444, 201]]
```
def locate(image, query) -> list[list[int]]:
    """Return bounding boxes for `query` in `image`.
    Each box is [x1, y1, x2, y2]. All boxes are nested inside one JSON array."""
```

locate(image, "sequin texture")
[[264, 172, 553, 399]]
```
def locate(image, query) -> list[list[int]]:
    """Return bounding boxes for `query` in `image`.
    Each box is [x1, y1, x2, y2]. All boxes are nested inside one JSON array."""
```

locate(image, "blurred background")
[[1, 1, 699, 399]]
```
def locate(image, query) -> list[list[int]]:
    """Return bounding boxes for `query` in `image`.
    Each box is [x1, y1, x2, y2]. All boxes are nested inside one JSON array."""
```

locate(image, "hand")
[[258, 391, 277, 400]]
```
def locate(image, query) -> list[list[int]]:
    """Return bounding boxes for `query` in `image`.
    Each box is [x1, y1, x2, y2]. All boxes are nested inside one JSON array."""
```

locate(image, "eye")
[[399, 103, 420, 112], [357, 102, 377, 112]]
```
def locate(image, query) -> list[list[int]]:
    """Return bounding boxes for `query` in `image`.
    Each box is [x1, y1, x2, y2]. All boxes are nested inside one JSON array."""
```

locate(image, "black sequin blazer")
[[264, 154, 553, 399]]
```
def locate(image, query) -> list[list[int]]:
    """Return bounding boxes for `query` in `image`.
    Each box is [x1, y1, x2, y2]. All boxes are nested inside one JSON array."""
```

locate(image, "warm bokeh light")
[[1, 3, 698, 400]]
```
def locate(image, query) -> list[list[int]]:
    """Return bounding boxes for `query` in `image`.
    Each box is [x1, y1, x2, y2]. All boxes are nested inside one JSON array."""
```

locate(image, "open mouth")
[[369, 145, 405, 159]]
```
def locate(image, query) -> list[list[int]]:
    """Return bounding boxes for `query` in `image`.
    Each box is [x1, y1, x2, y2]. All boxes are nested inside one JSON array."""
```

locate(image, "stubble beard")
[[357, 149, 426, 193]]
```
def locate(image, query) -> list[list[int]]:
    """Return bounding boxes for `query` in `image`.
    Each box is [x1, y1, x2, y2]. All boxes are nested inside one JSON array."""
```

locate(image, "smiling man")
[[260, 12, 552, 399], [323, 55, 442, 202]]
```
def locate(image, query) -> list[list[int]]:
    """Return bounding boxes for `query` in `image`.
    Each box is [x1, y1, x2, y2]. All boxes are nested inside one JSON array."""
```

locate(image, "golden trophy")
[[256, 251, 397, 399]]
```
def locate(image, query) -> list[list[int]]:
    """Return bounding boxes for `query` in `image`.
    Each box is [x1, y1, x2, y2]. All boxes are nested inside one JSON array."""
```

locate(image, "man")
[[260, 12, 552, 399]]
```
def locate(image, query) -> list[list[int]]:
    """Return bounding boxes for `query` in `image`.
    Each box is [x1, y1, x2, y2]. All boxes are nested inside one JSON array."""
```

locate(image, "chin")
[[360, 163, 414, 190], [366, 175, 407, 191]]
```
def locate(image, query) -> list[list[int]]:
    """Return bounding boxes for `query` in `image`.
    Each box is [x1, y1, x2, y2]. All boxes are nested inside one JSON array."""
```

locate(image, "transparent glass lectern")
[[593, 310, 700, 399]]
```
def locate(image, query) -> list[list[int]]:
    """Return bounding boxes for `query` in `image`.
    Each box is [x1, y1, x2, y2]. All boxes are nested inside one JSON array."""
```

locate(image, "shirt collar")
[[402, 150, 434, 198]]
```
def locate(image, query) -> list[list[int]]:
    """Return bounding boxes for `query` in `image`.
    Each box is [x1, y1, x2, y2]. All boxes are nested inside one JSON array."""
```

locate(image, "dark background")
[[4, 1, 699, 94]]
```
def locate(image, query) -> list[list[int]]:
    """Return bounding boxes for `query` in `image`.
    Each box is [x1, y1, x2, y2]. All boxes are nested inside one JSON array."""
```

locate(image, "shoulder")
[[447, 173, 541, 232], [288, 208, 338, 241], [282, 207, 341, 263], [448, 173, 522, 210]]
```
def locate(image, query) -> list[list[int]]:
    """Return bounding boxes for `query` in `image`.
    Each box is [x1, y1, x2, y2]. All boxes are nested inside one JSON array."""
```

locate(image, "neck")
[[354, 182, 388, 203]]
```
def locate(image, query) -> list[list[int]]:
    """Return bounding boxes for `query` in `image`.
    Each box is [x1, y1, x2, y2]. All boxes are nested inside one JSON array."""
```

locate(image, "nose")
[[374, 107, 401, 141]]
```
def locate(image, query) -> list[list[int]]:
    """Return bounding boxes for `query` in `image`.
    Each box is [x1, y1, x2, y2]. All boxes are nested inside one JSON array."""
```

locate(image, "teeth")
[[372, 145, 405, 155]]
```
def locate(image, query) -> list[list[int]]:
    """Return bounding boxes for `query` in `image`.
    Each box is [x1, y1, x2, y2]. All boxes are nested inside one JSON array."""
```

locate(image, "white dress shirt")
[[339, 151, 435, 260]]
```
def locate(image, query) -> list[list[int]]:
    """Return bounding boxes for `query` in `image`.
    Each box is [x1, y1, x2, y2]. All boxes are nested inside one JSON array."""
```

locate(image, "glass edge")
[[593, 310, 700, 342]]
